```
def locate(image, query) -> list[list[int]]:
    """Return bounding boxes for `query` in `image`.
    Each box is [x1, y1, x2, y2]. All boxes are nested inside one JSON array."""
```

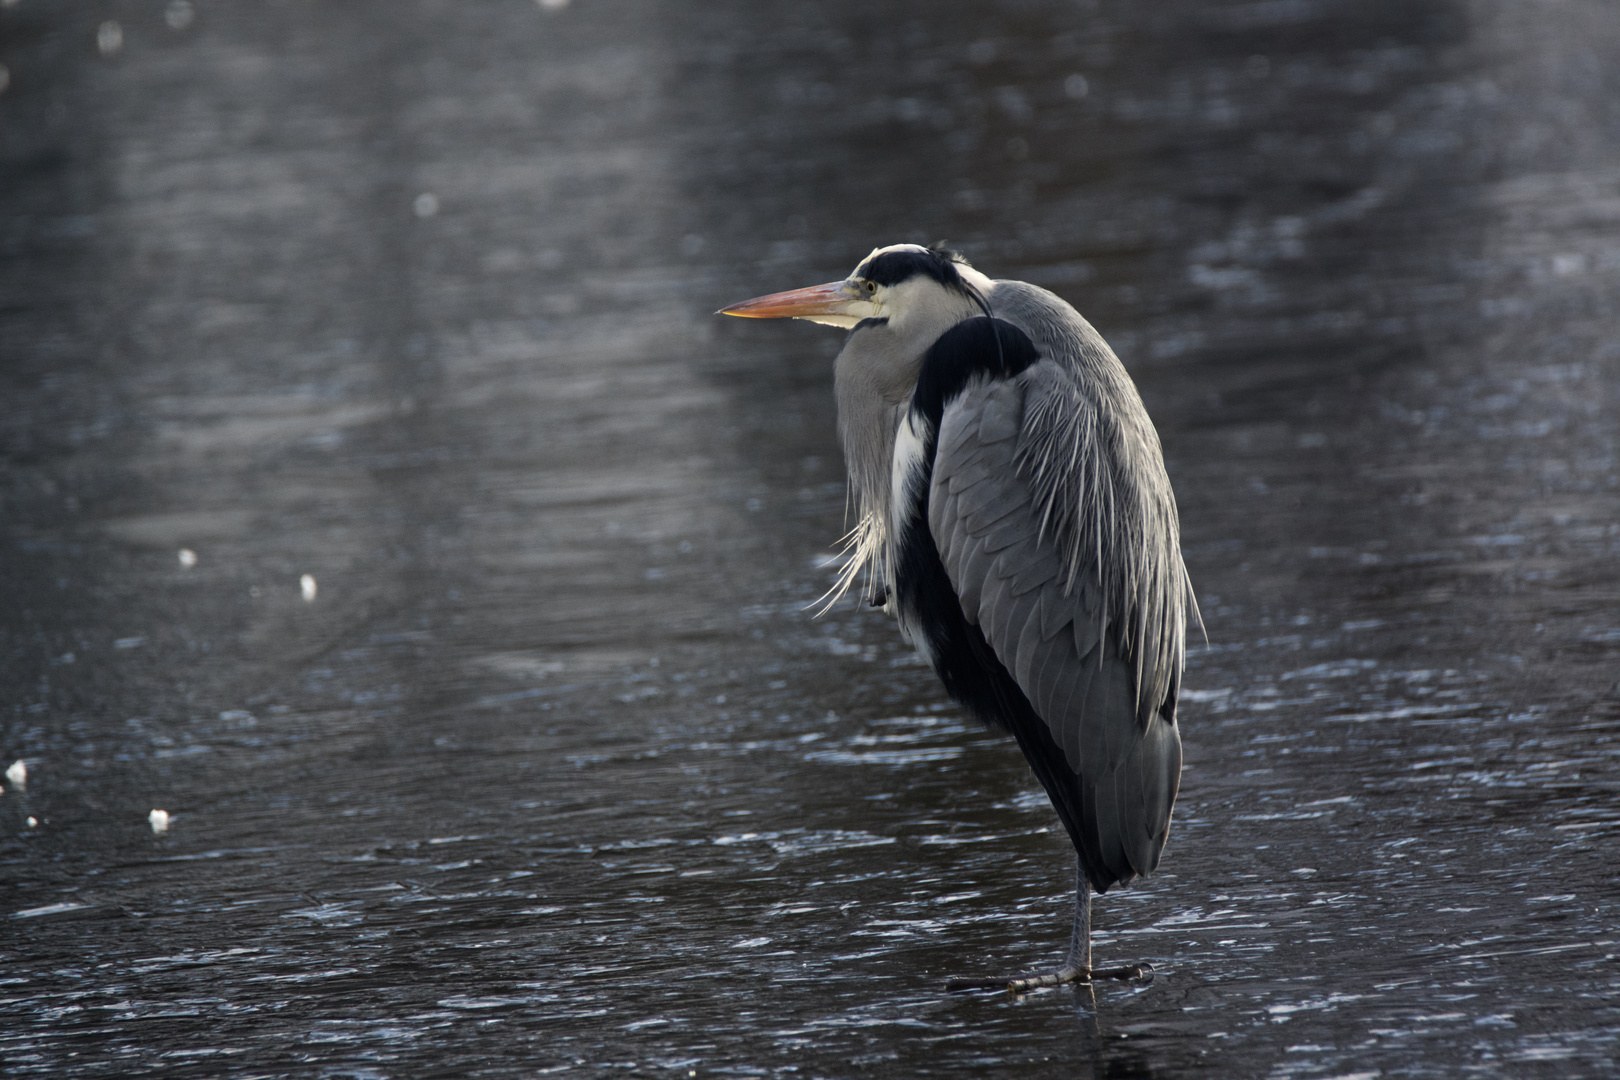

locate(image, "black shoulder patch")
[[910, 317, 1040, 425]]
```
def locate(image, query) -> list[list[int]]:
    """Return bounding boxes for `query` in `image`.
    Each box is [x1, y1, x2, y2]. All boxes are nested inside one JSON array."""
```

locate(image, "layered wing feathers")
[[927, 363, 1183, 890]]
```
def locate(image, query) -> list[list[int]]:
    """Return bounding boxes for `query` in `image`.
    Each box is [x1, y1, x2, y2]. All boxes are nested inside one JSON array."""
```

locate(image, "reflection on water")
[[2, 0, 1618, 1076]]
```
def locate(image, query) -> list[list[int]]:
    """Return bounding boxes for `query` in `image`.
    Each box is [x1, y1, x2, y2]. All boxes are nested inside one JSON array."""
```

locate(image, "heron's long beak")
[[716, 281, 873, 329]]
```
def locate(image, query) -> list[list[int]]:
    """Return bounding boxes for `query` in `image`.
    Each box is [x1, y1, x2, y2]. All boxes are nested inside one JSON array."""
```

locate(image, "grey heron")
[[719, 245, 1194, 993]]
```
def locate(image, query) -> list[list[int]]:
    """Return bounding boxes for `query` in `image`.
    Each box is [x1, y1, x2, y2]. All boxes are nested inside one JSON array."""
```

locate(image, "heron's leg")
[[997, 867, 1090, 992], [944, 866, 1151, 993], [1067, 864, 1091, 971]]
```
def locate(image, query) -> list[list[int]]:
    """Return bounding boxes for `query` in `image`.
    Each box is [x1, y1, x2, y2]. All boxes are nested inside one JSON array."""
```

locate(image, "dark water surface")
[[3, 1, 1618, 1076]]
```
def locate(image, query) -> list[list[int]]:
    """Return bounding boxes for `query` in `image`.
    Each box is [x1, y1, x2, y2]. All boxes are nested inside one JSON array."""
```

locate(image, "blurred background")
[[2, 0, 1617, 1076]]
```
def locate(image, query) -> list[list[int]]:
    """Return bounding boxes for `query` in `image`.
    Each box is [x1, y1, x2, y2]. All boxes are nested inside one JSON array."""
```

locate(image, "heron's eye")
[[864, 280, 877, 294]]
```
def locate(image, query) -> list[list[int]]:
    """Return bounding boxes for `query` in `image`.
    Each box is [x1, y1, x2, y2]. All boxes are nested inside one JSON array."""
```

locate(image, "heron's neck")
[[833, 333, 918, 599], [835, 363, 903, 526], [830, 295, 980, 597], [835, 393, 900, 609]]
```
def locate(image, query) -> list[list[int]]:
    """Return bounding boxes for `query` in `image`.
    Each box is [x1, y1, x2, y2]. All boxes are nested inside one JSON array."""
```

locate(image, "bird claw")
[[945, 962, 1153, 994], [1091, 962, 1154, 984]]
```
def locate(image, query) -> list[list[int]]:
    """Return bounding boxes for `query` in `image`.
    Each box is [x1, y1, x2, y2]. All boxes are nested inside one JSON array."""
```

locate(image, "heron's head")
[[718, 244, 993, 334]]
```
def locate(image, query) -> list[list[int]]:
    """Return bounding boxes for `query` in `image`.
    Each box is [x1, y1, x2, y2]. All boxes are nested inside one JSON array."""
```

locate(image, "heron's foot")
[[1089, 963, 1153, 983], [946, 965, 1159, 997], [945, 962, 1153, 993]]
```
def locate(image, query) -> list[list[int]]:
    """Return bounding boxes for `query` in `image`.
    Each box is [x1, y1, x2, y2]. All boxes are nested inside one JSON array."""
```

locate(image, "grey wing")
[[929, 363, 1182, 890]]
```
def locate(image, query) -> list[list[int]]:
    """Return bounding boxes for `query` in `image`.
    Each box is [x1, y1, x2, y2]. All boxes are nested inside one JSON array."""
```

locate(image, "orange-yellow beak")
[[716, 281, 874, 329]]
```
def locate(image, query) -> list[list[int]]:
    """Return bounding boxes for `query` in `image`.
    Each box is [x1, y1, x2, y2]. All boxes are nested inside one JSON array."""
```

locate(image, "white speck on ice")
[[97, 21, 123, 56], [301, 574, 318, 601], [149, 809, 171, 834]]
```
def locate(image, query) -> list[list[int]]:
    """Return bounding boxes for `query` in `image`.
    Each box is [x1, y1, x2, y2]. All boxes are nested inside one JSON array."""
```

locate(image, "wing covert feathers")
[[928, 361, 1189, 891]]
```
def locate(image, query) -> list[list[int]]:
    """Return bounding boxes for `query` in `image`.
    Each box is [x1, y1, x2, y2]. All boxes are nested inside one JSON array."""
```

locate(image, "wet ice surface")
[[2, 0, 1618, 1076]]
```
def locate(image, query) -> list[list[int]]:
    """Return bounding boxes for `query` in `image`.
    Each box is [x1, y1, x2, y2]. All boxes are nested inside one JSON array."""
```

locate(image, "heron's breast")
[[888, 406, 939, 665], [888, 409, 932, 541]]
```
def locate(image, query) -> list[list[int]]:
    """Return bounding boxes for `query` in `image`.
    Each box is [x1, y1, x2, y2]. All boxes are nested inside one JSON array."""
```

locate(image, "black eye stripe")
[[855, 247, 969, 291]]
